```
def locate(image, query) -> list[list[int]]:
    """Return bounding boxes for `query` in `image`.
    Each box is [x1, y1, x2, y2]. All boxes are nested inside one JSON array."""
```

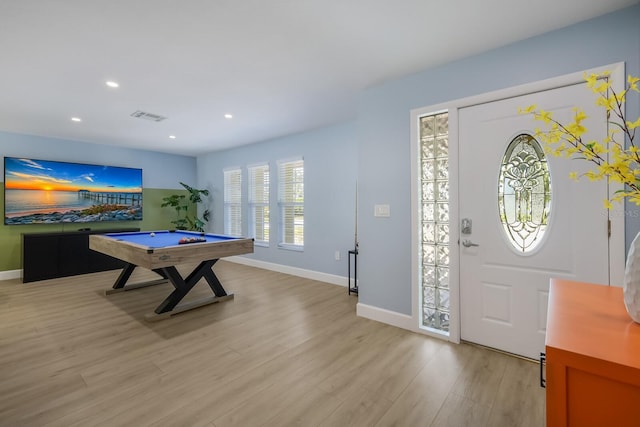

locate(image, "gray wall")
[[356, 5, 640, 315], [197, 121, 357, 277]]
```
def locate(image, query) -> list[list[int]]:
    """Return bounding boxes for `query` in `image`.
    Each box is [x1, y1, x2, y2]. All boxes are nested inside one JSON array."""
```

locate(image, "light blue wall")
[[357, 5, 640, 315], [0, 131, 197, 189], [197, 121, 357, 277]]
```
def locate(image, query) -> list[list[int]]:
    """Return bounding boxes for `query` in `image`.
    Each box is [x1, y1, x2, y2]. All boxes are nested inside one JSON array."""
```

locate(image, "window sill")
[[278, 243, 304, 252]]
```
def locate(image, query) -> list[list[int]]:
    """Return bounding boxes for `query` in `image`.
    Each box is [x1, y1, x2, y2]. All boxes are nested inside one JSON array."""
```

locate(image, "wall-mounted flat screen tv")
[[4, 157, 142, 225]]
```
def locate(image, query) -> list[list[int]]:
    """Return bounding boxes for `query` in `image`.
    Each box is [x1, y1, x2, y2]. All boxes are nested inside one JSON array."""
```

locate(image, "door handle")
[[462, 239, 480, 247], [540, 352, 546, 388]]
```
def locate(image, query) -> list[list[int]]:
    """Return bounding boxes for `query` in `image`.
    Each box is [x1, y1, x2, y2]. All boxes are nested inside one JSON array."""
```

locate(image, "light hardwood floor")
[[0, 261, 545, 426]]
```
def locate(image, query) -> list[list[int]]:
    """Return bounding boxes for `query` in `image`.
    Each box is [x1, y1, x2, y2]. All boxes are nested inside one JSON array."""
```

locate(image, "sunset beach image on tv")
[[4, 157, 142, 225]]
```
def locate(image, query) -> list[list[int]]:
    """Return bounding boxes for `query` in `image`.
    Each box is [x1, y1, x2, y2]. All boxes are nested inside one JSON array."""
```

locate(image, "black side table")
[[348, 249, 358, 295]]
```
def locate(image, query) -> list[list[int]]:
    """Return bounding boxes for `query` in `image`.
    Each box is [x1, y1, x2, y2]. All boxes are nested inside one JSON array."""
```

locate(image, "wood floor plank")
[[485, 355, 545, 427], [374, 343, 475, 427], [429, 393, 492, 427], [318, 384, 395, 427], [262, 383, 343, 427], [449, 344, 509, 407], [358, 332, 444, 401], [0, 261, 546, 426]]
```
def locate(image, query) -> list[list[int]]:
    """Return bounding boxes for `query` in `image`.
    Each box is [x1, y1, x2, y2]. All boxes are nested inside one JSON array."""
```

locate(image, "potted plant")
[[161, 182, 210, 232]]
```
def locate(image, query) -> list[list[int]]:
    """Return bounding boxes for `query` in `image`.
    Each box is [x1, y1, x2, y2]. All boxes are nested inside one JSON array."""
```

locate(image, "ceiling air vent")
[[130, 110, 167, 122]]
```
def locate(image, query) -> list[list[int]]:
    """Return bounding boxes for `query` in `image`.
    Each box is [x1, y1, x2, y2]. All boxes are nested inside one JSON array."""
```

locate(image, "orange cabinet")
[[546, 279, 640, 427]]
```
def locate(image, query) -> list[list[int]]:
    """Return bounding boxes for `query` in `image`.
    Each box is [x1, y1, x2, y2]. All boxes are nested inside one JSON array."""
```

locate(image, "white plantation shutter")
[[278, 158, 304, 248], [248, 163, 270, 245], [224, 168, 242, 236]]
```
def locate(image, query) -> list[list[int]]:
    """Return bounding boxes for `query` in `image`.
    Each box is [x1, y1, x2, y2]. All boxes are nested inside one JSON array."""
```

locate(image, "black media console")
[[22, 228, 140, 283]]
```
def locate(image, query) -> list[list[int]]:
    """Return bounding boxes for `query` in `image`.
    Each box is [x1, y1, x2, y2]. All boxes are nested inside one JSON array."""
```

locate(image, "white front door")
[[458, 82, 611, 359]]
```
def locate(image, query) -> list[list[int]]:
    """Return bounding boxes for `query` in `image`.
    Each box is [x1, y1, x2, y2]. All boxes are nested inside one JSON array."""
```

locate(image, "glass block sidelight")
[[419, 112, 450, 333], [498, 134, 551, 253]]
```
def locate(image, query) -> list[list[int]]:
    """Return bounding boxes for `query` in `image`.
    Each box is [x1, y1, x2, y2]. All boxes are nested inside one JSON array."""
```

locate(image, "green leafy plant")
[[161, 182, 211, 231]]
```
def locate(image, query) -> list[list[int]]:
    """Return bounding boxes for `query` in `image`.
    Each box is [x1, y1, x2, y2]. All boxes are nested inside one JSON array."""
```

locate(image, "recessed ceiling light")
[[105, 81, 119, 88], [71, 117, 82, 122], [169, 135, 176, 139], [224, 113, 233, 119]]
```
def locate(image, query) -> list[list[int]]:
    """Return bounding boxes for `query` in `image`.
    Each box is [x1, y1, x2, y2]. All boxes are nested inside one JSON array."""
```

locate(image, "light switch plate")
[[374, 204, 390, 217]]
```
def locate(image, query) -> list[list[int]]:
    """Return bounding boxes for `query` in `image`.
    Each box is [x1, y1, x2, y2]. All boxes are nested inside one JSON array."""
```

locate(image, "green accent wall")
[[0, 188, 192, 272]]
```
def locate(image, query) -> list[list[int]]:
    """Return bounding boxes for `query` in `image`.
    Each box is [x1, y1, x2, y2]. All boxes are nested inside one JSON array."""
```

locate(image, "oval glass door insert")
[[498, 133, 551, 253]]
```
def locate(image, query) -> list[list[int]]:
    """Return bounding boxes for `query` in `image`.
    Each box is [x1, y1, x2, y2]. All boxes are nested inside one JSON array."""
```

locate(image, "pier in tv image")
[[4, 157, 142, 225]]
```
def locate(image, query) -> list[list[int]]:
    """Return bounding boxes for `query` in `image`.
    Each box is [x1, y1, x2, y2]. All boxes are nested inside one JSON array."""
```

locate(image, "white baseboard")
[[224, 256, 347, 287], [1, 259, 348, 287], [356, 302, 415, 330], [0, 269, 22, 281], [356, 302, 453, 342]]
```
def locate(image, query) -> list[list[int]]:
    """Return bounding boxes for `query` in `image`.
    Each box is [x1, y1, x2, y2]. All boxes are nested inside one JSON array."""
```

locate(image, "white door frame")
[[410, 62, 626, 343]]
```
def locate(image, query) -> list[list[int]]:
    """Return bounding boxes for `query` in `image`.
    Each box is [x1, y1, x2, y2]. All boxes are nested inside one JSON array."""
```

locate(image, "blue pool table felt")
[[106, 231, 238, 248]]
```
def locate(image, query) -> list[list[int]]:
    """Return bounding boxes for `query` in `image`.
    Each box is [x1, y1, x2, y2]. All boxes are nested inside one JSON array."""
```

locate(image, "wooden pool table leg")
[[152, 259, 232, 317], [104, 263, 169, 295], [114, 263, 136, 289], [200, 259, 228, 296]]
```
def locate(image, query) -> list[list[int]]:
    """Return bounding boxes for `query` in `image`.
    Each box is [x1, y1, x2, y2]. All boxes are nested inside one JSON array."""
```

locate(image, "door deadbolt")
[[461, 218, 472, 234]]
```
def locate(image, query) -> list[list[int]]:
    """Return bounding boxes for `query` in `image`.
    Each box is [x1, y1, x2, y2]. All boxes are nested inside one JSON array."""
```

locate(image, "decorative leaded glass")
[[419, 112, 449, 333], [498, 134, 551, 253]]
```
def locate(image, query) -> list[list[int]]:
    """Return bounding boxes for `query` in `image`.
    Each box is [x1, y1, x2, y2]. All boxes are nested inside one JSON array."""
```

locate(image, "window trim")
[[417, 111, 451, 336], [223, 167, 242, 237], [248, 162, 270, 247], [277, 157, 304, 251]]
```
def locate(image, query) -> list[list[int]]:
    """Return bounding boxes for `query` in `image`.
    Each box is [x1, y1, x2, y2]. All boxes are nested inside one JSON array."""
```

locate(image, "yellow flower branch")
[[519, 72, 640, 207]]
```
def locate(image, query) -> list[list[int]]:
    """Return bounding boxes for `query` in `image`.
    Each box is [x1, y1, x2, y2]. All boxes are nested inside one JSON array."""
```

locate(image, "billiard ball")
[[150, 232, 155, 237]]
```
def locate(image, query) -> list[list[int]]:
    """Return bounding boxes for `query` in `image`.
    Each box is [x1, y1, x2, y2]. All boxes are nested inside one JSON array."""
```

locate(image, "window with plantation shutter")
[[248, 163, 270, 246], [278, 158, 304, 249], [224, 168, 242, 236]]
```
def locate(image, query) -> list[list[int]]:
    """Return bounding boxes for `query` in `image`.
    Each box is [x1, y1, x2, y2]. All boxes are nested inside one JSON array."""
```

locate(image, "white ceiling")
[[1, 1, 637, 156]]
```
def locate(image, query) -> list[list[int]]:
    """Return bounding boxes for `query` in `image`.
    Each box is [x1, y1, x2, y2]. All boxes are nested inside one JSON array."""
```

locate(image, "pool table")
[[89, 230, 254, 320]]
